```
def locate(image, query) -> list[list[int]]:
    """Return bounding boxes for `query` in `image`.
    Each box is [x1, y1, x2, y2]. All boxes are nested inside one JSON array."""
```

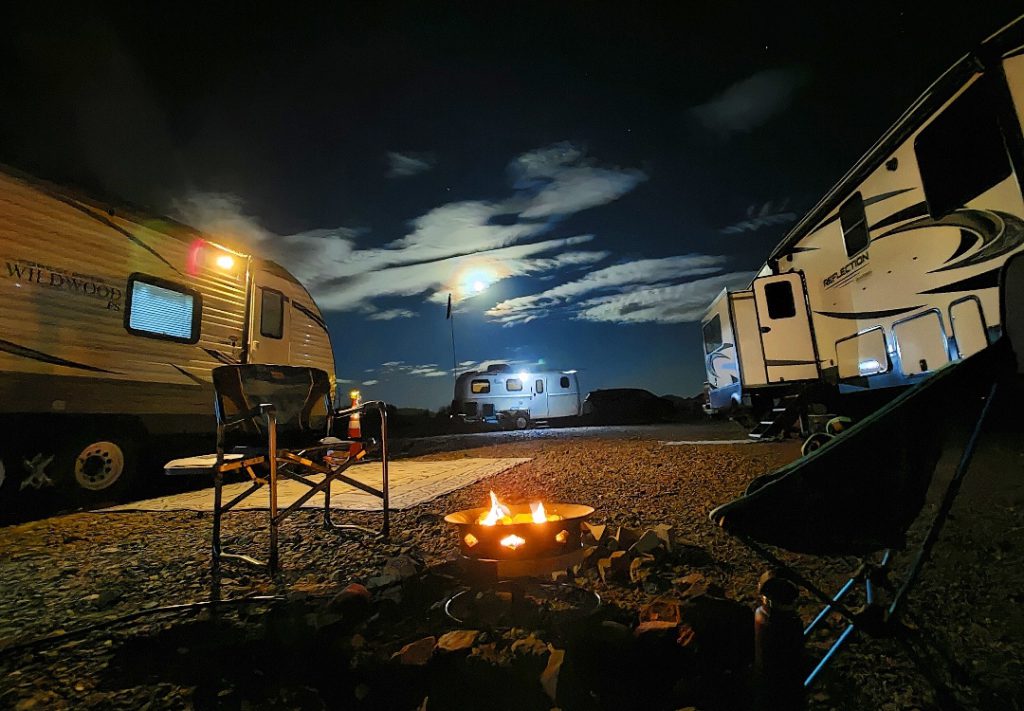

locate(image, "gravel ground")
[[0, 422, 1021, 710]]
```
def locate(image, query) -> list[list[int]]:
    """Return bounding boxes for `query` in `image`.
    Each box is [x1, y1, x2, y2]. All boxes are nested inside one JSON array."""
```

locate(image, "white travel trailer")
[[702, 16, 1024, 429], [0, 167, 335, 498], [451, 363, 582, 429]]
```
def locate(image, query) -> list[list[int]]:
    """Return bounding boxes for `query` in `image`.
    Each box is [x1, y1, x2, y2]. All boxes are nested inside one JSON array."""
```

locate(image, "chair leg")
[[268, 413, 280, 576], [212, 471, 224, 563]]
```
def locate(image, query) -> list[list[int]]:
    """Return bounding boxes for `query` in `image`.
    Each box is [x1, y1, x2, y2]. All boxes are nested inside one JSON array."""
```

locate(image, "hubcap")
[[74, 441, 125, 491]]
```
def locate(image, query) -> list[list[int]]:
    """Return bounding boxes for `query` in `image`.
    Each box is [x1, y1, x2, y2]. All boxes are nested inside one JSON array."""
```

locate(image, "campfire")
[[445, 491, 594, 562]]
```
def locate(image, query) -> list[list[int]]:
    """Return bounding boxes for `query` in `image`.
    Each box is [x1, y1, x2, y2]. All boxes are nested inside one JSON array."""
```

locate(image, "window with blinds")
[[125, 274, 201, 343]]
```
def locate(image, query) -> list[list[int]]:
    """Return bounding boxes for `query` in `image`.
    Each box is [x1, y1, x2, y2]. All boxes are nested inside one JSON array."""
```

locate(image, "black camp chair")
[[165, 364, 390, 574], [709, 338, 1014, 688]]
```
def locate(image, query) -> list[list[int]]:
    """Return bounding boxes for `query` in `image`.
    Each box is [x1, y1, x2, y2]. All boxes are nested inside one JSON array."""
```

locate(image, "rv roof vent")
[[485, 363, 511, 373]]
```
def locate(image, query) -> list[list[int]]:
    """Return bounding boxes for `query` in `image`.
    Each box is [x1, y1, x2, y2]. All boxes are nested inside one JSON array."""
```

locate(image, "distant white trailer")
[[451, 363, 582, 429], [0, 166, 336, 499], [702, 16, 1024, 418]]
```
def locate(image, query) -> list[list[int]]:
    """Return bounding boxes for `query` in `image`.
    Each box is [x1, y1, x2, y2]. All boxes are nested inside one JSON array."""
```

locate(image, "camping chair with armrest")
[[708, 338, 1015, 689], [164, 364, 389, 574]]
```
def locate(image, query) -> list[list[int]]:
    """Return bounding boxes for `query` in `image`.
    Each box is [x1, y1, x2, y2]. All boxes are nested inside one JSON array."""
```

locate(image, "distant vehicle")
[[0, 166, 336, 499], [701, 16, 1024, 428], [451, 363, 582, 429], [581, 388, 674, 425]]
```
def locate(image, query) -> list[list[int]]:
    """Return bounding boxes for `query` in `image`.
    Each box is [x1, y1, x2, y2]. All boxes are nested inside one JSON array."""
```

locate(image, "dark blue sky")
[[2, 2, 1019, 407]]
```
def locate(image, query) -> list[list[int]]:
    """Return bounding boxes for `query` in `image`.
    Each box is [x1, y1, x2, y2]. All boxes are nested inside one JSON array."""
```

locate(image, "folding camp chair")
[[709, 338, 1015, 688], [165, 364, 390, 574]]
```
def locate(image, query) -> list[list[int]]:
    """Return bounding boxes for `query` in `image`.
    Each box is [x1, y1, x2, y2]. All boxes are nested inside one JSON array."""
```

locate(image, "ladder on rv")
[[749, 393, 804, 441]]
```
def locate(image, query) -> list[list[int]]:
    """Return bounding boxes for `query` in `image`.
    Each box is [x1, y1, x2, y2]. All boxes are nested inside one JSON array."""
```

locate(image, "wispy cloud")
[[371, 361, 449, 379], [574, 271, 756, 324], [487, 254, 737, 326], [691, 67, 808, 135], [175, 142, 641, 316], [362, 379, 380, 386], [719, 200, 798, 235], [366, 308, 417, 321], [386, 151, 435, 178]]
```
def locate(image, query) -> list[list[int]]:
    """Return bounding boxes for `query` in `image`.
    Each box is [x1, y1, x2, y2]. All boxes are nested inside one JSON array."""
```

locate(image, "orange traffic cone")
[[348, 389, 363, 459]]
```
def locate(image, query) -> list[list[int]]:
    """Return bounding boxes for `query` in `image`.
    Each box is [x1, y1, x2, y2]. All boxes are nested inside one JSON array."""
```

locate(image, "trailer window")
[[260, 288, 284, 339], [506, 378, 523, 391], [764, 282, 797, 319], [560, 376, 570, 388], [535, 379, 544, 394], [702, 314, 723, 354], [470, 379, 490, 394], [125, 274, 201, 343], [839, 193, 869, 258], [915, 79, 1012, 219]]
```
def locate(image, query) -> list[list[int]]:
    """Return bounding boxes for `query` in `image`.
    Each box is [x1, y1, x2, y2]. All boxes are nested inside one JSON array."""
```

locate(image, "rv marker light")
[[215, 254, 235, 270]]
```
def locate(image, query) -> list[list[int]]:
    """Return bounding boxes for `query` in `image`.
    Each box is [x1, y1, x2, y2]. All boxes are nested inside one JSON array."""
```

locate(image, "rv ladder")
[[749, 394, 803, 441]]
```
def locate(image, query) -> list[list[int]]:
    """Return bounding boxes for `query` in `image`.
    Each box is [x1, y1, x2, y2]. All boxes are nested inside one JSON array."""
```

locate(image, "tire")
[[55, 428, 140, 503], [513, 412, 530, 430]]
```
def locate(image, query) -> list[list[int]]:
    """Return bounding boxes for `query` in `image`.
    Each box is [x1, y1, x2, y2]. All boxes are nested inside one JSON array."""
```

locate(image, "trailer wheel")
[[513, 411, 530, 430], [55, 429, 140, 502]]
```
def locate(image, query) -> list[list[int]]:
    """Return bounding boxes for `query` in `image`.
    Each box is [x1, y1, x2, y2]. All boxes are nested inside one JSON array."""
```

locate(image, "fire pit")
[[444, 491, 600, 625], [445, 491, 594, 565]]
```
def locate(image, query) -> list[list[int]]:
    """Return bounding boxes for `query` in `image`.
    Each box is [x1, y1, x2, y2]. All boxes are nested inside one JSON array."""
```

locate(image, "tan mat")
[[100, 458, 531, 513]]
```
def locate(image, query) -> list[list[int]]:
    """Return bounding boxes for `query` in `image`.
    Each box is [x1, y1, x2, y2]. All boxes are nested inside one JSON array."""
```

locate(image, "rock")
[[540, 646, 565, 700], [628, 530, 664, 557], [615, 526, 641, 548], [597, 551, 629, 582], [629, 554, 656, 584], [326, 583, 371, 623], [583, 523, 607, 544], [550, 569, 569, 583], [679, 593, 754, 670], [639, 596, 683, 624], [392, 636, 437, 665], [383, 555, 421, 581], [437, 630, 479, 652], [652, 524, 674, 551], [511, 634, 548, 656], [634, 620, 679, 638]]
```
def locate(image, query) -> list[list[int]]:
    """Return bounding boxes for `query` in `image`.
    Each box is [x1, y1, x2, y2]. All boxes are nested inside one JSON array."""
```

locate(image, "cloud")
[[574, 271, 756, 324], [720, 200, 798, 235], [366, 308, 417, 321], [175, 142, 642, 317], [386, 151, 435, 178], [372, 361, 449, 379], [691, 67, 808, 135], [362, 379, 380, 386], [487, 254, 733, 325]]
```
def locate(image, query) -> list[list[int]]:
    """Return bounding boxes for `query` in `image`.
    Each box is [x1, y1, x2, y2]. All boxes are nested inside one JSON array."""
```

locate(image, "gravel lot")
[[0, 421, 1021, 710]]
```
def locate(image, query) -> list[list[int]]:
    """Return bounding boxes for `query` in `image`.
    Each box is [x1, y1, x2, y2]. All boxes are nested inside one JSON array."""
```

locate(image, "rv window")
[[839, 193, 869, 258], [470, 379, 490, 394], [260, 289, 284, 339], [535, 379, 544, 394], [560, 376, 570, 388], [506, 378, 523, 391], [915, 79, 1012, 218], [702, 314, 723, 354], [125, 275, 201, 343], [764, 281, 797, 319]]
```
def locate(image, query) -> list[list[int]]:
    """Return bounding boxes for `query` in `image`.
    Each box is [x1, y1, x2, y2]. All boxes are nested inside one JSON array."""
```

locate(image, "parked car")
[[580, 388, 675, 425]]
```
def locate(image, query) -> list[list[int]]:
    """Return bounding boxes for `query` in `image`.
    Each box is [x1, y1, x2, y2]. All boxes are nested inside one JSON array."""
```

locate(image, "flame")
[[500, 534, 527, 550], [479, 490, 511, 526], [530, 501, 548, 524]]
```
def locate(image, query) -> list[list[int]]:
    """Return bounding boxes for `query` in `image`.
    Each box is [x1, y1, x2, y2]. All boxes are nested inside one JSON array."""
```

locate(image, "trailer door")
[[249, 269, 292, 365], [752, 272, 819, 383], [530, 377, 549, 418]]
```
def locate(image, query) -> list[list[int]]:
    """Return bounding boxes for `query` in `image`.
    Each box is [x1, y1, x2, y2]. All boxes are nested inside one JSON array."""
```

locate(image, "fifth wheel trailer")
[[0, 166, 335, 499], [702, 15, 1024, 421]]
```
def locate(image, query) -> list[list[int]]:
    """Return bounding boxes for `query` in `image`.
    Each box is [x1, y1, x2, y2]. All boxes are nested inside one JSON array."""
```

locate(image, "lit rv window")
[[702, 314, 723, 354], [764, 281, 797, 319], [125, 274, 201, 343], [260, 288, 284, 339], [470, 379, 490, 394], [839, 193, 869, 258], [560, 376, 570, 388], [915, 79, 1012, 219], [506, 378, 523, 391], [535, 379, 544, 394]]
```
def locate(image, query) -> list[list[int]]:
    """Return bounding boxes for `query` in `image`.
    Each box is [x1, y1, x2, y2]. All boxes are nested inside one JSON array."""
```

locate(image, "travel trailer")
[[702, 16, 1024, 430], [0, 167, 335, 499], [451, 364, 582, 429]]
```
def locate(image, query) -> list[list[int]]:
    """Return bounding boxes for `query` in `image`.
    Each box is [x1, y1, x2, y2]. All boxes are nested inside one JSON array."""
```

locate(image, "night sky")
[[2, 3, 1019, 408]]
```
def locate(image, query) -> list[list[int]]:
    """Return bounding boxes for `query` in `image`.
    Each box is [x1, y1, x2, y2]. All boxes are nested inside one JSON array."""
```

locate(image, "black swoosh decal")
[[931, 211, 1024, 273], [170, 363, 206, 385], [0, 337, 117, 373], [815, 306, 923, 320], [292, 301, 329, 332], [919, 268, 1000, 294], [868, 201, 930, 231], [203, 348, 239, 365], [808, 188, 916, 235], [48, 194, 184, 276], [945, 229, 979, 264], [765, 359, 818, 366]]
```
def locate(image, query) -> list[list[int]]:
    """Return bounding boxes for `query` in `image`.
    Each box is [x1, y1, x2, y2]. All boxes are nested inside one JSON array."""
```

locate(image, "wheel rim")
[[74, 441, 125, 491], [516, 416, 528, 429]]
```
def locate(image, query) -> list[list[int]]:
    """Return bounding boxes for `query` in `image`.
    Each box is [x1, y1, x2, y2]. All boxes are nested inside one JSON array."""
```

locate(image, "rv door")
[[752, 272, 819, 383], [530, 377, 549, 418], [249, 270, 292, 364]]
